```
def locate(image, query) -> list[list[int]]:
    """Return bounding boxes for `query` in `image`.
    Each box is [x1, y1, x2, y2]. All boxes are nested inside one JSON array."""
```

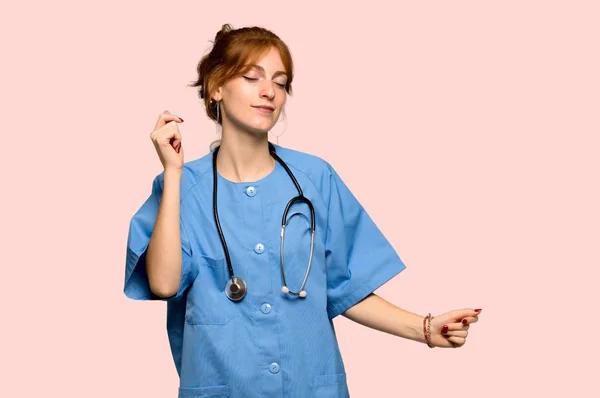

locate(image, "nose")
[[259, 81, 276, 100]]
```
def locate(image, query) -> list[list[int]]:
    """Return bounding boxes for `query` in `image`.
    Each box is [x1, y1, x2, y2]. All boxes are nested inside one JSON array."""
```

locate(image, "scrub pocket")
[[180, 296, 239, 388], [185, 256, 237, 326], [314, 373, 349, 398], [178, 384, 232, 397]]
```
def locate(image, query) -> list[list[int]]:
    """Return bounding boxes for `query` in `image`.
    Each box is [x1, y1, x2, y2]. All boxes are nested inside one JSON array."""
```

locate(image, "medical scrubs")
[[123, 143, 407, 397]]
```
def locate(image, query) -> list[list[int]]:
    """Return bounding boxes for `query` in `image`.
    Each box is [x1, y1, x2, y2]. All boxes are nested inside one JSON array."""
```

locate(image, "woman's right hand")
[[150, 110, 185, 171]]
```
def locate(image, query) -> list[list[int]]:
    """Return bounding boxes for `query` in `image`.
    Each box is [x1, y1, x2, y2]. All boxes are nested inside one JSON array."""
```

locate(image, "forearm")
[[342, 293, 426, 344], [146, 168, 183, 297]]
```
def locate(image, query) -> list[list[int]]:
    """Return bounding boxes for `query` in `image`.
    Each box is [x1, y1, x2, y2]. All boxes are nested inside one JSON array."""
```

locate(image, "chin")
[[246, 119, 275, 134], [229, 112, 276, 135], [249, 126, 272, 136]]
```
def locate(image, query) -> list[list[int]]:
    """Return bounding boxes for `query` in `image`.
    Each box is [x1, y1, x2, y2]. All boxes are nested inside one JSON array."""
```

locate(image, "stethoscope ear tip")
[[281, 286, 308, 298]]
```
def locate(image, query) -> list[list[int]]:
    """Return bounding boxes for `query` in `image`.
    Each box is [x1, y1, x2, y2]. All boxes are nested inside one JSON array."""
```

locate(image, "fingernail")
[[179, 118, 184, 122], [474, 309, 482, 312], [442, 325, 448, 333], [462, 319, 468, 324]]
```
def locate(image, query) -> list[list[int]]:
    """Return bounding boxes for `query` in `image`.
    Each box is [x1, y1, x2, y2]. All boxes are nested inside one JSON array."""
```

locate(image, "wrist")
[[422, 313, 435, 348], [164, 167, 183, 178]]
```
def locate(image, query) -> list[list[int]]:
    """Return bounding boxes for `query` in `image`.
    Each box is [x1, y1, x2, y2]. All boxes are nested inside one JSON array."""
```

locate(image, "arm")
[[145, 168, 183, 298], [342, 293, 481, 348], [342, 293, 427, 344]]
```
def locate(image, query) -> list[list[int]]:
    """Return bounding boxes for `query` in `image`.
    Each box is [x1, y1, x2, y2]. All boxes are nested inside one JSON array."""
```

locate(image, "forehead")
[[248, 48, 287, 76]]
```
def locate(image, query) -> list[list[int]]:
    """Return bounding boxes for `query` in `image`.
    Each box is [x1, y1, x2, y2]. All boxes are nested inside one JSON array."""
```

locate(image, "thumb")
[[438, 308, 481, 322]]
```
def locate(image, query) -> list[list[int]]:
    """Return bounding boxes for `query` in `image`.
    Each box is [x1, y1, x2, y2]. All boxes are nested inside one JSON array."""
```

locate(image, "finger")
[[170, 129, 183, 153], [446, 336, 465, 347], [170, 135, 181, 151], [163, 111, 183, 123], [169, 130, 182, 148], [153, 111, 184, 130], [151, 121, 180, 142], [443, 330, 468, 338], [461, 316, 479, 326], [450, 308, 482, 322], [163, 128, 182, 142], [444, 322, 466, 332], [151, 119, 175, 140]]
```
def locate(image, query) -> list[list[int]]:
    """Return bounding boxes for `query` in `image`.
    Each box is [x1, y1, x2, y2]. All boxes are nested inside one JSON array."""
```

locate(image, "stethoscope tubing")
[[212, 142, 316, 301]]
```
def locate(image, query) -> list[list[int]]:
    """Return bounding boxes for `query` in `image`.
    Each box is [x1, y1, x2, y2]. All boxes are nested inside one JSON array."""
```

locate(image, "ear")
[[212, 86, 223, 102]]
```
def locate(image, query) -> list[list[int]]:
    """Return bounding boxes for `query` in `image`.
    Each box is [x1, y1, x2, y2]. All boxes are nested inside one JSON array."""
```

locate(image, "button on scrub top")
[[123, 143, 407, 398]]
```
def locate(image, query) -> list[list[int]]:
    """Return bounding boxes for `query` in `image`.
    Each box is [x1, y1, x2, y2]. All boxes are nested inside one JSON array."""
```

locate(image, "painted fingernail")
[[179, 117, 184, 122], [474, 309, 482, 312], [462, 319, 468, 324], [442, 325, 448, 333]]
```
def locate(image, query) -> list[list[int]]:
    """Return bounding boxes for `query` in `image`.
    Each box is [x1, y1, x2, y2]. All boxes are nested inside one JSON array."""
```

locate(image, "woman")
[[124, 24, 481, 397]]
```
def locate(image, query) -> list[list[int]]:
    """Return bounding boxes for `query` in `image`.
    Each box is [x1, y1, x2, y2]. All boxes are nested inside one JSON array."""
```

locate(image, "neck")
[[216, 122, 275, 183]]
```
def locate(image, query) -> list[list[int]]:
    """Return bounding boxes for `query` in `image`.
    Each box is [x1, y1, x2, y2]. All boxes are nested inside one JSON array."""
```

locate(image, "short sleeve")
[[123, 175, 198, 302], [324, 165, 407, 319]]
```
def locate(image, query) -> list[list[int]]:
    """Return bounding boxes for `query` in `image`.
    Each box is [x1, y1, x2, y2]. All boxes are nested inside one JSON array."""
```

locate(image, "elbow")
[[149, 284, 178, 299], [145, 256, 181, 299], [146, 264, 179, 298], [144, 251, 183, 299]]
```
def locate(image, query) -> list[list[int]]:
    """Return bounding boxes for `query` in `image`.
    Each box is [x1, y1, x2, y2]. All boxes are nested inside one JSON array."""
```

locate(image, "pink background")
[[2, 1, 598, 397]]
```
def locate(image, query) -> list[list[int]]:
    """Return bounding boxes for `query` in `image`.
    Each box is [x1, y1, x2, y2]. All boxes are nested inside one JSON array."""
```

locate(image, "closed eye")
[[243, 76, 286, 89]]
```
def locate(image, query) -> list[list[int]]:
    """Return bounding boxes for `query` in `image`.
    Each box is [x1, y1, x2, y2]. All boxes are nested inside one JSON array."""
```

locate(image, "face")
[[213, 47, 288, 135]]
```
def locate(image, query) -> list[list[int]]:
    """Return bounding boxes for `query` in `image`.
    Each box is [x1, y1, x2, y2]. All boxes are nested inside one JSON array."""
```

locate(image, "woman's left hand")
[[428, 308, 481, 348]]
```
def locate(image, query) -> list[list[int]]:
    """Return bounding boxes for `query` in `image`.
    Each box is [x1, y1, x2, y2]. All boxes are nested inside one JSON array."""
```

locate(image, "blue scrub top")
[[123, 143, 407, 397]]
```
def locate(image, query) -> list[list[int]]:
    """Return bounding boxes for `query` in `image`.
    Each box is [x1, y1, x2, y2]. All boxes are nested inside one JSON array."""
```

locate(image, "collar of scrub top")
[[211, 142, 316, 302]]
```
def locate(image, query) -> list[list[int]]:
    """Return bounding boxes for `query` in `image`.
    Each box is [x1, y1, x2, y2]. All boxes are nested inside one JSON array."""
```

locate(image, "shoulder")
[[271, 143, 342, 203], [274, 142, 336, 175]]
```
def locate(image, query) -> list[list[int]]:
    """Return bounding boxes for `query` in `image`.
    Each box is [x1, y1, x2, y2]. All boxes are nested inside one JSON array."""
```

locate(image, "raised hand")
[[150, 110, 185, 171]]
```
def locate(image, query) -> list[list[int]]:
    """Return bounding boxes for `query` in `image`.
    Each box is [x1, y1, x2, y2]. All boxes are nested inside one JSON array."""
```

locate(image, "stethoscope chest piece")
[[225, 276, 247, 301]]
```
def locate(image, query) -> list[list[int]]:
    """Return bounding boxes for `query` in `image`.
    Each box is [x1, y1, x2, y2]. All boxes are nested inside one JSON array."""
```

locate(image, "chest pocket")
[[185, 256, 237, 325]]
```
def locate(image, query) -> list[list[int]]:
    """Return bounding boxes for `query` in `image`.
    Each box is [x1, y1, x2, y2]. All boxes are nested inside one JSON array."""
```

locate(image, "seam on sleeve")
[[180, 165, 208, 204], [283, 160, 330, 211], [283, 158, 334, 245]]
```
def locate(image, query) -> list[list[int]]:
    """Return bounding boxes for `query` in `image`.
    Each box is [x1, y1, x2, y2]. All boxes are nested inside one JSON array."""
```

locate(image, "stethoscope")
[[212, 142, 316, 302]]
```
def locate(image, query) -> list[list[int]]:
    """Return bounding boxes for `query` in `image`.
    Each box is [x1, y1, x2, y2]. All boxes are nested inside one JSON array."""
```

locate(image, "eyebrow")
[[249, 64, 287, 79]]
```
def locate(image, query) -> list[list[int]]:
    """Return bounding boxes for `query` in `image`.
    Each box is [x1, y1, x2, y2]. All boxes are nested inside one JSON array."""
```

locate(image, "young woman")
[[124, 24, 481, 398]]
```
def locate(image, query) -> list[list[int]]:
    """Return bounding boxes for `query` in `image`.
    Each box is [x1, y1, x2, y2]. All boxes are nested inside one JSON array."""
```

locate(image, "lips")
[[252, 105, 275, 114], [252, 105, 274, 111]]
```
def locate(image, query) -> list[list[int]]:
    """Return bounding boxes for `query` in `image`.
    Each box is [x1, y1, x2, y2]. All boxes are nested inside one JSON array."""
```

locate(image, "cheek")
[[223, 90, 250, 119], [227, 86, 251, 107]]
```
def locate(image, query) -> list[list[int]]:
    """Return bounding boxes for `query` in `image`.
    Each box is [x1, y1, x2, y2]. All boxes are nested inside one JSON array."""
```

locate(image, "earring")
[[270, 110, 287, 145], [211, 99, 222, 136]]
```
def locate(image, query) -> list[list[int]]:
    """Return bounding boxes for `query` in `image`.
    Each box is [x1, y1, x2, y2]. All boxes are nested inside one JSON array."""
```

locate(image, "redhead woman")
[[123, 24, 481, 398]]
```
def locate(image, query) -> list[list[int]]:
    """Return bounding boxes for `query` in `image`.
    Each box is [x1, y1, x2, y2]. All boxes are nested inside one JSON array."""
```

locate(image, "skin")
[[150, 47, 482, 347]]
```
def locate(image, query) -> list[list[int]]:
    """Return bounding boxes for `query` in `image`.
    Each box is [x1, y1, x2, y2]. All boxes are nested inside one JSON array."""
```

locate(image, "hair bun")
[[214, 23, 233, 43]]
